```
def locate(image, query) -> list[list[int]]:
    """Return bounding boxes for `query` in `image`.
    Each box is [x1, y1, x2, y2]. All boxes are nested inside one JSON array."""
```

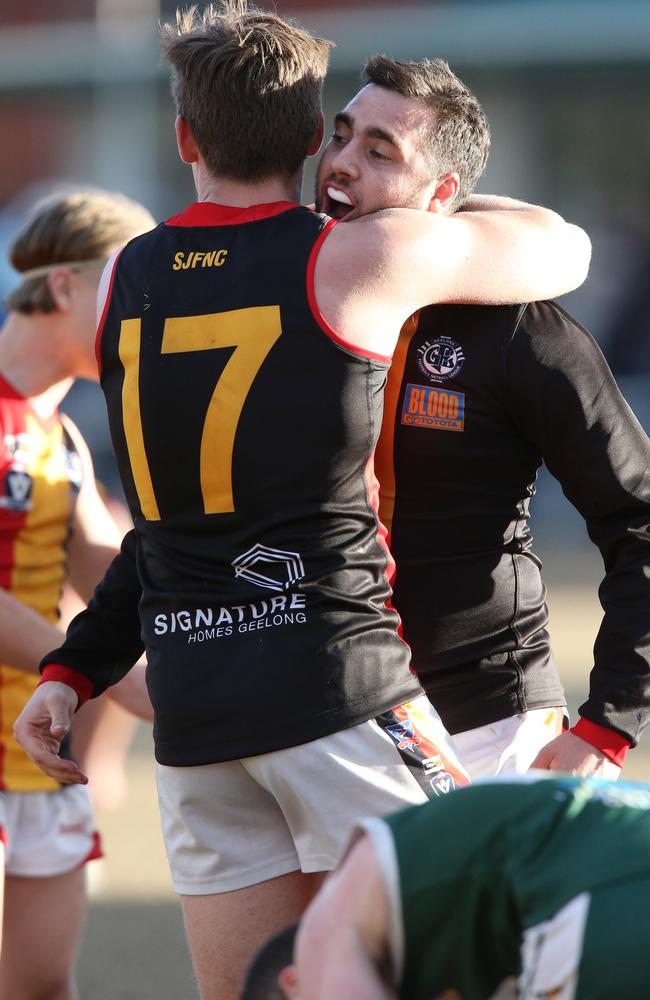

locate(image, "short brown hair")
[[7, 189, 154, 314], [161, 2, 332, 183], [362, 55, 490, 208]]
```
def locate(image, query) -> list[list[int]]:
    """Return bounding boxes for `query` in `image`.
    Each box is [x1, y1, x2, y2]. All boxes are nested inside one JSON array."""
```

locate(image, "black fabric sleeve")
[[41, 528, 144, 698], [505, 300, 650, 746]]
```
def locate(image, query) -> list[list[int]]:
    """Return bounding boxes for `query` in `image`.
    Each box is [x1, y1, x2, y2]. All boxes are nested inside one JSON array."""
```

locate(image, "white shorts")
[[453, 707, 567, 781], [156, 694, 469, 894], [0, 785, 102, 878]]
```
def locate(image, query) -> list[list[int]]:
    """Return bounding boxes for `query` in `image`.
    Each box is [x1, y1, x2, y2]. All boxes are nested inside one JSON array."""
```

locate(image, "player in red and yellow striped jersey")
[[0, 190, 153, 999], [0, 396, 84, 793]]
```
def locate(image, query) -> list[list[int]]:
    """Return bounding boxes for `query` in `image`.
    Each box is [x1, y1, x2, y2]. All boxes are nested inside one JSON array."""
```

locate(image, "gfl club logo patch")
[[417, 336, 465, 383]]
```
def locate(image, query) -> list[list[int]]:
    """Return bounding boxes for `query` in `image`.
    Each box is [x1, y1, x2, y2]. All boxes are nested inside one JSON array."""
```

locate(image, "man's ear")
[[278, 964, 299, 998], [307, 112, 325, 157], [427, 172, 460, 214], [175, 115, 199, 164]]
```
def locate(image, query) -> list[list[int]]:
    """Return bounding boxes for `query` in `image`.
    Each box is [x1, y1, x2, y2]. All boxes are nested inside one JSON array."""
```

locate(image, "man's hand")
[[13, 681, 89, 784], [529, 730, 621, 780]]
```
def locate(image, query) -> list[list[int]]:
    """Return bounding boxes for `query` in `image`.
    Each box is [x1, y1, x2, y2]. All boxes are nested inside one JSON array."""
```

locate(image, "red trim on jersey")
[[95, 249, 124, 377], [306, 220, 394, 365], [0, 372, 24, 403], [39, 665, 93, 707], [0, 825, 6, 846], [364, 452, 413, 669], [165, 201, 299, 227], [0, 373, 58, 433], [570, 717, 630, 767]]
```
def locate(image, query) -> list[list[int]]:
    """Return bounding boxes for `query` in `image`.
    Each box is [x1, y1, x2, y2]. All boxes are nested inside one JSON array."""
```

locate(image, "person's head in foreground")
[[316, 54, 490, 223], [242, 774, 650, 999], [161, 0, 332, 195], [4, 189, 154, 380]]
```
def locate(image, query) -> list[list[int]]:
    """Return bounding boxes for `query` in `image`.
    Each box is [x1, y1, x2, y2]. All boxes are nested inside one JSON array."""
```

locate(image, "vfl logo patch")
[[429, 772, 456, 796], [401, 384, 465, 432], [232, 543, 305, 592], [0, 467, 33, 512], [417, 336, 464, 383]]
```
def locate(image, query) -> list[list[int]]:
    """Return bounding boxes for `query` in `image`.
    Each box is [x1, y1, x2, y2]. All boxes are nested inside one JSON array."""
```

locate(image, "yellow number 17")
[[118, 306, 282, 519]]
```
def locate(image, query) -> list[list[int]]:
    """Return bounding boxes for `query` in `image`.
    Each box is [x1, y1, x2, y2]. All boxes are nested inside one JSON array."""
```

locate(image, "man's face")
[[316, 83, 441, 221]]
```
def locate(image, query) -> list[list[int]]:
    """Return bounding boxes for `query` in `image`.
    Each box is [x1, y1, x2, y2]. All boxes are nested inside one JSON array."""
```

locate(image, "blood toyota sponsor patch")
[[401, 383, 465, 432]]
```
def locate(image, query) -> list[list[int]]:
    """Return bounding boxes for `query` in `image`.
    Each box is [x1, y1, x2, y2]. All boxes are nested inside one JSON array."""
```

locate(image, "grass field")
[[78, 573, 650, 999]]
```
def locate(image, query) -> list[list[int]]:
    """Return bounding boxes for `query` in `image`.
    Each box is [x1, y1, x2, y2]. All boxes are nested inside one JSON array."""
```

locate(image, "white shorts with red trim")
[[453, 707, 568, 781], [0, 784, 102, 877], [156, 694, 469, 895]]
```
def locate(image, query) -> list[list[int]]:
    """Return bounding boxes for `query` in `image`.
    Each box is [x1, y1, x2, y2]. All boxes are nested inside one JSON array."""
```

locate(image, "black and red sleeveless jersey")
[[76, 201, 419, 764]]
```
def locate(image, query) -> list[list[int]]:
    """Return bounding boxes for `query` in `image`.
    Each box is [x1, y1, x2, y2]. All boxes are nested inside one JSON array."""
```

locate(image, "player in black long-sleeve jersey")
[[377, 298, 650, 778]]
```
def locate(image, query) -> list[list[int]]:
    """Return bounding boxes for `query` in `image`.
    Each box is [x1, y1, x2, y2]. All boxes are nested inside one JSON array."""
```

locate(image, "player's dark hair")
[[362, 54, 490, 208], [161, 2, 332, 183], [240, 923, 298, 1000]]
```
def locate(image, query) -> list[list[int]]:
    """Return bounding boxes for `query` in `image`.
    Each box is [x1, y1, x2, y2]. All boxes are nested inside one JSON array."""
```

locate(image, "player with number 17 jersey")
[[87, 201, 424, 766]]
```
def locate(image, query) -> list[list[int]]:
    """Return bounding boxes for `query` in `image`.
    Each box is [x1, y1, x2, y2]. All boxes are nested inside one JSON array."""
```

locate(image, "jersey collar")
[[165, 201, 300, 227]]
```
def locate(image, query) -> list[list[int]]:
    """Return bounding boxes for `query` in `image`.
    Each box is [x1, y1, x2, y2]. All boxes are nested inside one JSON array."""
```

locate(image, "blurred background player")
[[15, 3, 590, 997], [0, 189, 153, 999], [316, 55, 650, 781], [247, 775, 650, 999]]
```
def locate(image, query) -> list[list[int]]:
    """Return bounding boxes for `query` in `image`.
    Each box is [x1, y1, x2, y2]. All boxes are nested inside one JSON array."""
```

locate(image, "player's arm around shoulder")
[[315, 198, 590, 358], [294, 833, 395, 1000], [382, 198, 591, 309]]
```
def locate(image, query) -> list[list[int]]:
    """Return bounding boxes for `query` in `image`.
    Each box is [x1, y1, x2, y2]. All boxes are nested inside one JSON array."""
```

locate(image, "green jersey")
[[361, 775, 650, 999]]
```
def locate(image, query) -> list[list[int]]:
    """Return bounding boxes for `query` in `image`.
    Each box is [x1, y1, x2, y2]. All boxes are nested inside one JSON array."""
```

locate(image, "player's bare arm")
[[314, 200, 591, 359], [57, 416, 153, 721], [62, 415, 122, 603], [0, 589, 67, 674], [294, 835, 395, 999]]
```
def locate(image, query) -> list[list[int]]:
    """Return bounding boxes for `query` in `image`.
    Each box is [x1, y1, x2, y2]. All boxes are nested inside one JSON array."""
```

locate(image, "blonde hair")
[[6, 189, 155, 314], [161, 2, 332, 182]]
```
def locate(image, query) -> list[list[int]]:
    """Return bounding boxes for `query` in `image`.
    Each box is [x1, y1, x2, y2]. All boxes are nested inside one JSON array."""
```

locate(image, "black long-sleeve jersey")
[[376, 300, 650, 744], [42, 201, 421, 765]]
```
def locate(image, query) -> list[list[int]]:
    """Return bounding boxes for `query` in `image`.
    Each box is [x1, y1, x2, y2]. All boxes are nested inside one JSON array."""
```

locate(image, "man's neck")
[[193, 163, 303, 208], [0, 314, 74, 411]]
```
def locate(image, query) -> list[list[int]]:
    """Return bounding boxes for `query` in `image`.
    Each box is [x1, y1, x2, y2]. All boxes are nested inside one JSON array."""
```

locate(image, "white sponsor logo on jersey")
[[232, 542, 305, 592]]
